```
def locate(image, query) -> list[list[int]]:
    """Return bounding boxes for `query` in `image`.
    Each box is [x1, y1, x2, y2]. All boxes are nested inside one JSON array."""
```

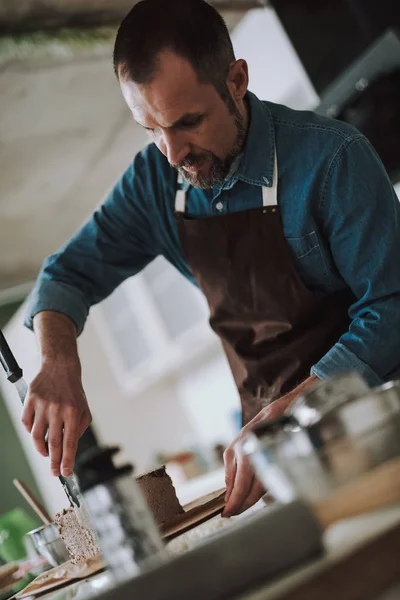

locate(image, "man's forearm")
[[264, 375, 318, 421], [289, 374, 319, 401], [33, 311, 80, 369]]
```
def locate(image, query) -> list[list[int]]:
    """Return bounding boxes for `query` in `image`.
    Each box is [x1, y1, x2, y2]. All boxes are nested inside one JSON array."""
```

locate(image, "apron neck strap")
[[262, 148, 278, 207], [175, 148, 278, 212], [175, 172, 186, 212]]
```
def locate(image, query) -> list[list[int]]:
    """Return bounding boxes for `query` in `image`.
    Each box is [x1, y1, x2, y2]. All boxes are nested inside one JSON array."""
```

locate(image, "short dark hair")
[[113, 0, 235, 98]]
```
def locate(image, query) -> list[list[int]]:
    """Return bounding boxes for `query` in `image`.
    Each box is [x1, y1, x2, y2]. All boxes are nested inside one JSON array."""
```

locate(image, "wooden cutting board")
[[160, 488, 226, 540], [14, 556, 105, 599], [14, 490, 226, 598]]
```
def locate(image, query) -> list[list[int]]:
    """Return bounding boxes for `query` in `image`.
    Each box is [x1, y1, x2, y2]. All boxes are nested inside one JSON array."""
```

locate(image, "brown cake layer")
[[55, 507, 100, 565], [136, 466, 184, 525]]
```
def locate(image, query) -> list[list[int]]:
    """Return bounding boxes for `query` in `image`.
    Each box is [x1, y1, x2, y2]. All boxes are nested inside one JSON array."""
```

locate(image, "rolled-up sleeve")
[[25, 151, 158, 335], [311, 135, 400, 386]]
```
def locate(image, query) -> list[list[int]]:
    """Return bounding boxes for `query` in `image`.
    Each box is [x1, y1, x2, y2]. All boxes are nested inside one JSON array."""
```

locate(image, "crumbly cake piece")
[[136, 466, 184, 525], [55, 507, 100, 565]]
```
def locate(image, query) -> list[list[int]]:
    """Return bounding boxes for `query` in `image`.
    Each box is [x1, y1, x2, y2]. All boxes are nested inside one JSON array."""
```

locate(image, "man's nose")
[[159, 130, 189, 166]]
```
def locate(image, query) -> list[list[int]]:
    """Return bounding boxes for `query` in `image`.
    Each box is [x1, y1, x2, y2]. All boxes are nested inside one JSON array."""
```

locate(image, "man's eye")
[[182, 118, 202, 129]]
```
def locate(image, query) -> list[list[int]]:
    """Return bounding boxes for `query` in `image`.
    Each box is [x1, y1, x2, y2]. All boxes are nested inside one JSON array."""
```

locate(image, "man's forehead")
[[121, 76, 215, 127], [120, 49, 219, 122]]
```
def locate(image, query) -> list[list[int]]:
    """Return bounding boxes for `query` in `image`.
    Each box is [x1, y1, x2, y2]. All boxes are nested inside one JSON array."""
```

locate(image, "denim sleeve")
[[25, 152, 158, 335], [311, 135, 400, 386]]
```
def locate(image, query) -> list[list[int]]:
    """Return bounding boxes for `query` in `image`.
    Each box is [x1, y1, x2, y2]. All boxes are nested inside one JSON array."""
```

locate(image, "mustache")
[[175, 153, 209, 169]]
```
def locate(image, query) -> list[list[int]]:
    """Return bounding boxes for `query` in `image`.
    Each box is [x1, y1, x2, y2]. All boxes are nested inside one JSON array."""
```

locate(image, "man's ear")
[[226, 59, 249, 101]]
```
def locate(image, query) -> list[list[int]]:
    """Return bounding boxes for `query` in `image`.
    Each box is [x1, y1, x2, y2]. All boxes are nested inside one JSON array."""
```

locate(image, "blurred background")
[[0, 0, 399, 536]]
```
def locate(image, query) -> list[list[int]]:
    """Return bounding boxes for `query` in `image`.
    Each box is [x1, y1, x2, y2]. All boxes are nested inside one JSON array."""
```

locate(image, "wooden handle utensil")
[[13, 478, 52, 525]]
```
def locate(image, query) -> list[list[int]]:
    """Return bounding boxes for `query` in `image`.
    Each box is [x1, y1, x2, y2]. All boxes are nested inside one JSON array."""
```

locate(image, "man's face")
[[120, 51, 247, 188]]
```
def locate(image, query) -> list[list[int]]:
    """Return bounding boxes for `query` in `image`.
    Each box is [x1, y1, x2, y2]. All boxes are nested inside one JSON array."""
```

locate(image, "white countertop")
[[174, 467, 226, 506]]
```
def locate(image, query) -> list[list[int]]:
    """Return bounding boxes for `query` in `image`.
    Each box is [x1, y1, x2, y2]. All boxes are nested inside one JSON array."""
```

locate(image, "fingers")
[[223, 454, 254, 517], [221, 406, 280, 519], [21, 400, 35, 433], [61, 410, 80, 477], [223, 446, 237, 503], [31, 411, 49, 457], [78, 409, 92, 438], [233, 478, 265, 515], [21, 370, 91, 477], [40, 408, 90, 478], [48, 412, 63, 477]]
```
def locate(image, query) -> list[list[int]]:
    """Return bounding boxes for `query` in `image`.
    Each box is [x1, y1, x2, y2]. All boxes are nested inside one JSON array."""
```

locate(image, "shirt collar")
[[234, 91, 275, 188], [178, 90, 275, 193]]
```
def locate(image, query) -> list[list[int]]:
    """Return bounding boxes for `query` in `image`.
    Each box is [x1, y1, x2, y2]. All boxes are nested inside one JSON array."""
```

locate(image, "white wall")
[[231, 7, 319, 110], [176, 354, 240, 448], [78, 314, 198, 471]]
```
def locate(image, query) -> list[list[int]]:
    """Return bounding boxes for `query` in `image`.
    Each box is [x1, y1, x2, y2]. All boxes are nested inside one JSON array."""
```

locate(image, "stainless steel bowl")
[[288, 371, 369, 427], [242, 416, 300, 503], [26, 523, 69, 567], [244, 376, 400, 504]]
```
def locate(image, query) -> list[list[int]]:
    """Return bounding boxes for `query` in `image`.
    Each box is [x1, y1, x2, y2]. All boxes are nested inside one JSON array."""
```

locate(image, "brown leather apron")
[[175, 147, 354, 425]]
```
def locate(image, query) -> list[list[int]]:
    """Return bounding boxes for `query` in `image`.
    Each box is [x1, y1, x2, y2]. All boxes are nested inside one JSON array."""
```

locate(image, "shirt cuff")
[[24, 279, 89, 336], [310, 342, 383, 388]]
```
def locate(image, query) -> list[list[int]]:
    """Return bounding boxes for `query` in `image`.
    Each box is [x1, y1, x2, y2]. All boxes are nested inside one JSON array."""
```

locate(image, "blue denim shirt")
[[26, 91, 400, 387]]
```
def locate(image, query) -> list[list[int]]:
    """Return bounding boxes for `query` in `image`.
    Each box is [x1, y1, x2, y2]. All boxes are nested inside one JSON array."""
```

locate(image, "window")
[[93, 257, 217, 392]]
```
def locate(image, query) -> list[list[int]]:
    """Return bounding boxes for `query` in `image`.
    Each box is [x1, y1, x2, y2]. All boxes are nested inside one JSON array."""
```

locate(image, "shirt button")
[[216, 202, 224, 211]]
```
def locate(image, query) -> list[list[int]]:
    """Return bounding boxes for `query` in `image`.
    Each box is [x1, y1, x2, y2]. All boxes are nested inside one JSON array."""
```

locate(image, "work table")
[[21, 502, 400, 600]]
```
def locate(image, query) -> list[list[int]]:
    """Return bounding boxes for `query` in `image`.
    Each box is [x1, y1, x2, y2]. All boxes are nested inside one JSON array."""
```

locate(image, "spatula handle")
[[13, 478, 52, 525], [0, 329, 23, 383], [314, 457, 400, 530]]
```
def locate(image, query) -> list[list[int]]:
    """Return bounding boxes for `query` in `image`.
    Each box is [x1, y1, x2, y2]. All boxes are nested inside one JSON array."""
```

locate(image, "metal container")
[[26, 524, 69, 567], [75, 446, 166, 584], [242, 416, 300, 503], [244, 375, 400, 503], [288, 371, 369, 427]]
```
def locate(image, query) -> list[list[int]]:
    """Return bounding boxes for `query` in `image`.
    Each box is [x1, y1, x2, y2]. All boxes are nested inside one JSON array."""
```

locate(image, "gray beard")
[[178, 99, 246, 189]]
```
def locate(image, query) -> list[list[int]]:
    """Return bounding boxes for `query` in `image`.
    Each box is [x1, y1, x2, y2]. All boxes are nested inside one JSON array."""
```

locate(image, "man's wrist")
[[286, 374, 318, 404], [271, 375, 319, 416], [297, 374, 319, 394], [33, 310, 80, 370], [41, 353, 81, 370]]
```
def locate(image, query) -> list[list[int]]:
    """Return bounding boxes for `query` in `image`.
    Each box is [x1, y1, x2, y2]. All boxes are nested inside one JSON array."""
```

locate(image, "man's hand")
[[222, 376, 318, 517], [22, 362, 91, 477], [22, 311, 91, 477]]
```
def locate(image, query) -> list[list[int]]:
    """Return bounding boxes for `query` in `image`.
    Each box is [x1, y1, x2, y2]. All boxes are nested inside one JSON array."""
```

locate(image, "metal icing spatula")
[[0, 329, 83, 509]]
